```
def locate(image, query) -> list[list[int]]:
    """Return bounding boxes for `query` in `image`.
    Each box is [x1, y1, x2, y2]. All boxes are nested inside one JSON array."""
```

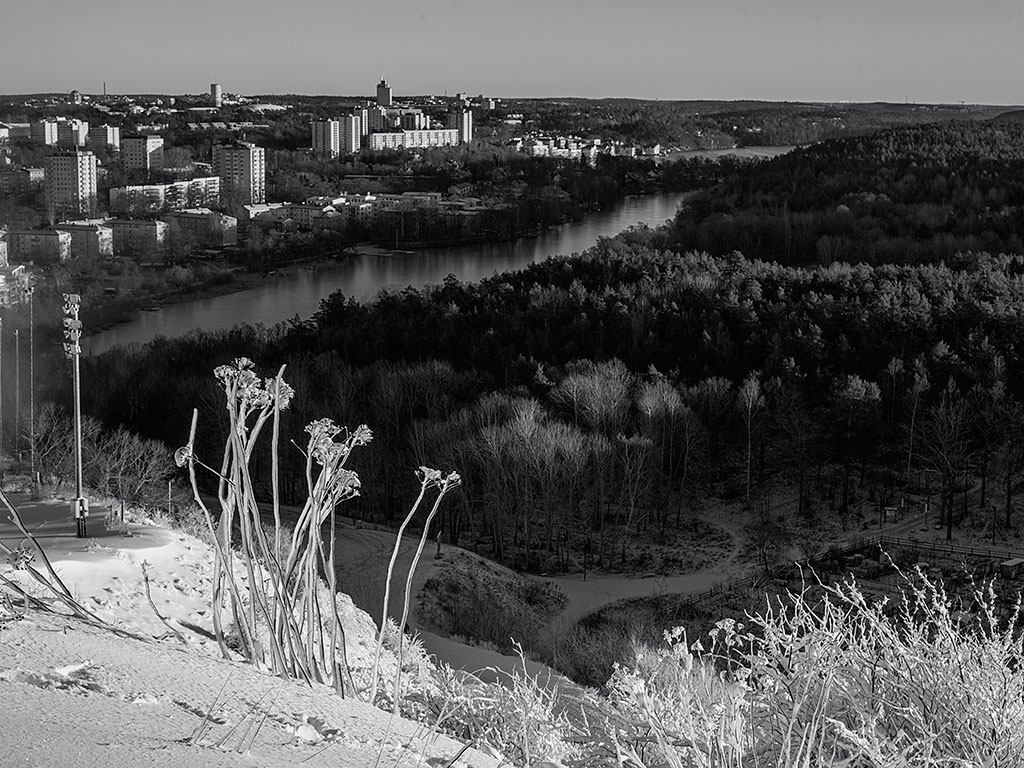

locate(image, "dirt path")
[[328, 509, 748, 689], [543, 514, 746, 623]]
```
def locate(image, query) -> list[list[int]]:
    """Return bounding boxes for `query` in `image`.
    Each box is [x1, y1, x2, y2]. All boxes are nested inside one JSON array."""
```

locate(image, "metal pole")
[[28, 287, 35, 480], [0, 315, 4, 463], [73, 351, 82, 502], [13, 328, 18, 461], [62, 294, 87, 537]]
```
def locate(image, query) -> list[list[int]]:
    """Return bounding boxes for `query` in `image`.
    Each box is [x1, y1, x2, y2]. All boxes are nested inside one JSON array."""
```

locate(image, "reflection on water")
[[86, 192, 687, 355]]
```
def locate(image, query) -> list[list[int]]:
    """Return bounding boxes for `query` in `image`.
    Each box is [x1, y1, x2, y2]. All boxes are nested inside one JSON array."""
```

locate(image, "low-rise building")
[[163, 208, 238, 249], [53, 221, 114, 260], [0, 167, 44, 196], [281, 203, 334, 230], [368, 132, 406, 150], [108, 218, 168, 259], [4, 229, 72, 264], [1, 123, 31, 139], [367, 129, 461, 150], [109, 177, 221, 215]]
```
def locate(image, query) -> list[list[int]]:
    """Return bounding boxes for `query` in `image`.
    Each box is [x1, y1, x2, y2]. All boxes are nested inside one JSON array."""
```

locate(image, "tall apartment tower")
[[45, 149, 98, 219], [355, 107, 370, 137], [341, 115, 361, 154], [57, 119, 89, 147], [312, 120, 341, 158], [447, 108, 473, 144], [376, 78, 393, 107], [210, 83, 223, 108], [31, 119, 60, 145], [87, 124, 121, 148], [367, 105, 388, 132], [212, 141, 265, 206], [121, 134, 165, 172]]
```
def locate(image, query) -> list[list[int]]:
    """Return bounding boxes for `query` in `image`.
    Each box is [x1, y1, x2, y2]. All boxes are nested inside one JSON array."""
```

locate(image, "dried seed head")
[[173, 444, 193, 468]]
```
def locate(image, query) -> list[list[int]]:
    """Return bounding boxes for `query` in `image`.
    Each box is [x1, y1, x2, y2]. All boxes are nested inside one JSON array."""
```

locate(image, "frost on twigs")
[[605, 572, 1024, 767], [368, 465, 462, 711]]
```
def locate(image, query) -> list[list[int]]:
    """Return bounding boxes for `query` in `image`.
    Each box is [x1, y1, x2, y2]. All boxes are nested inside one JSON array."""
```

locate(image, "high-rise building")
[[87, 125, 121, 148], [210, 83, 223, 108], [212, 141, 265, 206], [376, 78, 393, 107], [121, 134, 164, 172], [44, 150, 98, 219], [355, 107, 370, 137], [447, 109, 473, 144], [311, 120, 340, 158], [367, 106, 388, 132], [341, 115, 361, 154], [57, 119, 89, 147], [31, 119, 60, 145], [400, 110, 426, 130]]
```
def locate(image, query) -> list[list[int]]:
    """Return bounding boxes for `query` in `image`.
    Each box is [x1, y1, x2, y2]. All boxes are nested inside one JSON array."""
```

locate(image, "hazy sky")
[[2, 0, 1021, 103]]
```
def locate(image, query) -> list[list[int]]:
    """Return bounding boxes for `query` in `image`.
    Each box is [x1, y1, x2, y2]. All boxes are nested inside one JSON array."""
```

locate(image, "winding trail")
[[542, 515, 746, 625], [330, 512, 747, 685]]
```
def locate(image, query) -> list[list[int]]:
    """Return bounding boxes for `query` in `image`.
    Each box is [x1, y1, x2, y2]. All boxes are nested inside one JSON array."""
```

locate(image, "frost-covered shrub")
[[606, 573, 1024, 767]]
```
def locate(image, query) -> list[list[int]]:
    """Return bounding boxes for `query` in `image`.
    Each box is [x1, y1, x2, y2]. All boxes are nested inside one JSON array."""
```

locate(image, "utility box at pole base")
[[71, 497, 89, 537]]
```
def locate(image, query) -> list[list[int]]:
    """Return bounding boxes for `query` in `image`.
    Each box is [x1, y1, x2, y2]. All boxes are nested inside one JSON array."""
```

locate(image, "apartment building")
[[53, 221, 114, 260], [87, 125, 121, 148], [162, 208, 238, 249], [44, 150, 98, 219], [107, 219, 168, 259], [57, 119, 89, 147], [367, 129, 460, 150], [30, 119, 59, 145], [341, 115, 361, 153], [212, 141, 265, 205], [312, 120, 341, 158], [121, 134, 165, 172], [4, 229, 72, 264], [109, 177, 221, 215], [0, 168, 44, 196], [447, 108, 473, 144]]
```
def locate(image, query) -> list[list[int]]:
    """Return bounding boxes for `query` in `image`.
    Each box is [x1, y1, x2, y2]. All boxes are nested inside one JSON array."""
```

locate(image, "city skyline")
[[1, 0, 1023, 105]]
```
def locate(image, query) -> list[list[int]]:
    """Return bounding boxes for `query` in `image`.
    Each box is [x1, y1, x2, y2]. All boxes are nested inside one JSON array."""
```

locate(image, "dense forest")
[[671, 120, 1024, 264], [68, 245, 1024, 569]]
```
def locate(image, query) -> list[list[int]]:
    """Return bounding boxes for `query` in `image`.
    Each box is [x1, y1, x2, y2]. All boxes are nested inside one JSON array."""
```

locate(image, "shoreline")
[[83, 188, 692, 346]]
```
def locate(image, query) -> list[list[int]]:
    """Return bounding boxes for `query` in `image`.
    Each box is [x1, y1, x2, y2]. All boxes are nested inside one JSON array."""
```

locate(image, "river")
[[86, 191, 688, 355]]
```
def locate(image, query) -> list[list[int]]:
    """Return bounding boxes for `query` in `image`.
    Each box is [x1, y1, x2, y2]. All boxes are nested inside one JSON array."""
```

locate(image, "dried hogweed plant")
[[177, 358, 373, 695], [178, 358, 462, 704]]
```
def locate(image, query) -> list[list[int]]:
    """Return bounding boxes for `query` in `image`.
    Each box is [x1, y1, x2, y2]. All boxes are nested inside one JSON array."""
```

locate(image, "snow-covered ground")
[[0, 488, 754, 768], [0, 492, 501, 768]]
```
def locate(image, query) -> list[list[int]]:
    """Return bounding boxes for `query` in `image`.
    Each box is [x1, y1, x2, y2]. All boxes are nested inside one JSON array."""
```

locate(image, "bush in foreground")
[[604, 574, 1024, 767]]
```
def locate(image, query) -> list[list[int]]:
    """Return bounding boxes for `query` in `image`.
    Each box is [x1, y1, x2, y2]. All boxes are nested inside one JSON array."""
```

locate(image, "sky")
[[2, 0, 1022, 104]]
